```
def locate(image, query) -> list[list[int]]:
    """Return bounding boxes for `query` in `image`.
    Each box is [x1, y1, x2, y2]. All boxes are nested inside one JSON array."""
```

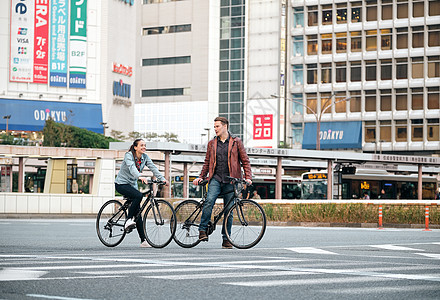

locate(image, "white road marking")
[[325, 285, 440, 294], [369, 244, 425, 251], [27, 294, 98, 300], [142, 270, 315, 280], [285, 247, 338, 255], [1, 275, 124, 282], [0, 268, 47, 281], [415, 253, 440, 259]]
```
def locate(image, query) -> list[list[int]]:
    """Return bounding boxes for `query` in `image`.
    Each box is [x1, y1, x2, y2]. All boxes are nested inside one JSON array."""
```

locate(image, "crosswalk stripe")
[[142, 270, 315, 280], [369, 245, 425, 251], [415, 253, 440, 259], [285, 247, 338, 255]]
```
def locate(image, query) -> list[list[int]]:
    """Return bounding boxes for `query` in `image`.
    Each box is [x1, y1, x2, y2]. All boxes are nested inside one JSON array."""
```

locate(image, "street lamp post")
[[100, 122, 108, 136], [3, 115, 11, 134], [204, 128, 210, 141]]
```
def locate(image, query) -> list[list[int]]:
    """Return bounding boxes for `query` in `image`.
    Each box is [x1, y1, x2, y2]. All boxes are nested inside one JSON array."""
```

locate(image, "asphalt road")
[[0, 219, 439, 300]]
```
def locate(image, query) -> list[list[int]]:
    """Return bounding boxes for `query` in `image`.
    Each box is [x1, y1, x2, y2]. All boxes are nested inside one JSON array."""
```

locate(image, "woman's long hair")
[[129, 139, 144, 159]]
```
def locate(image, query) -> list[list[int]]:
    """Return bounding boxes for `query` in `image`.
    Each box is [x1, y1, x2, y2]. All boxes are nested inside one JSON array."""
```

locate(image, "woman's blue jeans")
[[199, 178, 234, 240]]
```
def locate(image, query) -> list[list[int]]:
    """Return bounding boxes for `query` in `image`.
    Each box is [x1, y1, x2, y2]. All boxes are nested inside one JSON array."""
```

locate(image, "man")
[[252, 190, 261, 200], [193, 117, 252, 249]]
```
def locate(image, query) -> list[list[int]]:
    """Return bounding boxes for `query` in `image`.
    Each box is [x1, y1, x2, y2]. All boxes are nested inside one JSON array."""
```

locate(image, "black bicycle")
[[173, 177, 266, 249], [96, 179, 176, 248]]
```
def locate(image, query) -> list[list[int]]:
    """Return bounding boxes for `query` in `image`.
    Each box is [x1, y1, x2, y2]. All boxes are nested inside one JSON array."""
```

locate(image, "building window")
[[336, 32, 347, 53], [308, 6, 318, 26], [141, 88, 187, 97], [322, 4, 333, 25], [321, 63, 332, 83], [335, 92, 347, 113], [307, 64, 318, 84], [351, 61, 361, 82], [429, 0, 440, 16], [336, 3, 348, 24], [397, 27, 408, 49], [382, 0, 393, 20], [411, 88, 424, 110], [395, 120, 407, 142], [366, 60, 377, 81], [380, 89, 392, 111], [365, 121, 376, 142], [396, 88, 408, 110], [320, 92, 332, 114], [413, 0, 424, 18], [366, 30, 377, 51], [427, 119, 439, 141], [351, 1, 362, 23], [412, 26, 424, 48], [307, 35, 318, 55], [293, 36, 304, 56], [294, 8, 304, 28], [381, 59, 392, 80], [381, 29, 392, 50], [292, 94, 303, 114], [350, 31, 362, 52], [142, 56, 191, 66], [428, 25, 440, 47], [380, 121, 392, 142], [428, 56, 440, 78], [336, 62, 346, 82], [397, 0, 409, 19], [365, 90, 376, 112], [412, 57, 424, 79], [292, 123, 303, 145], [366, 0, 377, 22], [306, 93, 317, 114], [428, 87, 440, 109], [321, 34, 332, 54], [142, 24, 191, 35], [411, 119, 423, 141], [396, 58, 408, 79], [293, 65, 304, 85], [350, 91, 361, 112]]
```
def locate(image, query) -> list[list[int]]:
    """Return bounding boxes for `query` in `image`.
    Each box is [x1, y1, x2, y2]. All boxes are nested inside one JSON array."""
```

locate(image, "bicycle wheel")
[[224, 199, 266, 249], [143, 199, 176, 248], [96, 200, 127, 247], [173, 199, 202, 248]]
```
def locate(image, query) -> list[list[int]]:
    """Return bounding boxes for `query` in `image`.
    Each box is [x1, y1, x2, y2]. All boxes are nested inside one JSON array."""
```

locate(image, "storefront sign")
[[253, 114, 273, 140], [112, 63, 132, 77], [50, 0, 69, 87], [33, 0, 49, 83], [69, 0, 87, 88], [303, 121, 362, 149]]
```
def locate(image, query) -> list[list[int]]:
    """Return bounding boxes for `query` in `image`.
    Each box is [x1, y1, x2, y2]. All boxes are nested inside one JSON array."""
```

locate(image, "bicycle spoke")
[[173, 200, 202, 248], [96, 200, 127, 247], [143, 199, 176, 248]]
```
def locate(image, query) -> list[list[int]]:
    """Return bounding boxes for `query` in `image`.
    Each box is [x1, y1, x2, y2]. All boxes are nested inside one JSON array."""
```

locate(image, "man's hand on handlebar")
[[245, 179, 252, 186], [193, 178, 203, 185]]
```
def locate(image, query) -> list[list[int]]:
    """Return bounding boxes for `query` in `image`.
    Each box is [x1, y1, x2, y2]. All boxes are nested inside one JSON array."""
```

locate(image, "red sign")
[[113, 63, 133, 77], [33, 0, 49, 83], [253, 115, 273, 140]]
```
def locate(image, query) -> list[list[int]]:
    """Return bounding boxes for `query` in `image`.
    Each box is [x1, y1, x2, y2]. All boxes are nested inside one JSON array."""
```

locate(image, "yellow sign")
[[306, 173, 328, 180], [361, 181, 370, 189]]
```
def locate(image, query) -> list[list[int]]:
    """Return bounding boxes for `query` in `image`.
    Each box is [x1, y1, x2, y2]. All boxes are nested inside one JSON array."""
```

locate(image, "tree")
[[128, 131, 143, 140], [162, 132, 179, 143], [143, 132, 159, 141], [110, 130, 126, 141]]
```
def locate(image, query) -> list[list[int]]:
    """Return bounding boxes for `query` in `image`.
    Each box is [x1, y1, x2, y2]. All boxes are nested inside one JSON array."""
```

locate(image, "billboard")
[[302, 121, 362, 149], [49, 0, 69, 87], [245, 98, 279, 148], [69, 0, 87, 88], [33, 0, 50, 83]]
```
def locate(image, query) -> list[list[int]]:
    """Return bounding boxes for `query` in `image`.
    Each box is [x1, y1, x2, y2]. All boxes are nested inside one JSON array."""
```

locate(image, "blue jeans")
[[199, 178, 234, 240]]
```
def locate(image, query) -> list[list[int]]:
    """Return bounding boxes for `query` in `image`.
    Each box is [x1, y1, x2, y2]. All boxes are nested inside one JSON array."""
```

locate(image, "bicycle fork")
[[151, 200, 165, 226], [235, 201, 249, 226]]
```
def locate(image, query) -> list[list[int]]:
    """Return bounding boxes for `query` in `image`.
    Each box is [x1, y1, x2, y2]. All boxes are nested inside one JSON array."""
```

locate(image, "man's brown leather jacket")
[[199, 133, 252, 182]]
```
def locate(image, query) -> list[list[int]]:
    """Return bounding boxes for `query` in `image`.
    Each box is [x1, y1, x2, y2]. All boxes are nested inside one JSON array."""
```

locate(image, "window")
[[307, 35, 318, 55], [321, 34, 332, 54], [335, 92, 347, 113], [412, 26, 424, 48], [351, 61, 361, 82], [381, 59, 392, 80], [336, 32, 347, 53], [350, 31, 362, 52], [307, 64, 318, 84], [306, 93, 317, 114], [413, 0, 424, 18], [350, 91, 361, 112], [293, 65, 304, 85], [428, 25, 440, 47], [381, 29, 392, 50], [320, 92, 332, 114], [365, 90, 376, 112], [429, 0, 440, 16], [365, 121, 376, 142], [366, 60, 377, 81], [336, 62, 346, 82], [321, 63, 332, 83], [141, 88, 187, 97], [380, 89, 392, 111], [366, 30, 377, 51], [411, 119, 423, 141], [411, 88, 424, 110], [322, 4, 333, 25], [366, 0, 377, 22], [428, 87, 440, 109], [292, 123, 303, 145], [396, 58, 408, 79], [397, 27, 408, 49], [428, 56, 440, 77], [396, 88, 408, 110], [395, 120, 407, 142], [382, 0, 393, 20], [427, 119, 439, 141], [380, 121, 392, 142], [337, 3, 348, 24], [292, 94, 303, 114], [294, 8, 304, 28], [293, 36, 304, 56], [142, 56, 191, 66], [142, 24, 191, 35], [351, 2, 362, 23], [412, 57, 424, 78], [397, 0, 408, 19], [308, 6, 318, 26]]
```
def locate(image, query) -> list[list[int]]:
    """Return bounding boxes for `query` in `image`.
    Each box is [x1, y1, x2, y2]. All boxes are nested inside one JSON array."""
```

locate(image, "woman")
[[115, 139, 168, 247]]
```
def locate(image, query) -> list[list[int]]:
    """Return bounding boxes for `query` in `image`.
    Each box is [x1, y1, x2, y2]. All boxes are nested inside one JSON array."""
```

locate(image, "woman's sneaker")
[[124, 218, 136, 232], [140, 240, 151, 248]]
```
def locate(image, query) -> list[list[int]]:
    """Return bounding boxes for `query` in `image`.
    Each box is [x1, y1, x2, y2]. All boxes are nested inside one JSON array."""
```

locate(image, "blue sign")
[[0, 99, 103, 133], [113, 80, 131, 98], [49, 0, 69, 87], [302, 121, 362, 149]]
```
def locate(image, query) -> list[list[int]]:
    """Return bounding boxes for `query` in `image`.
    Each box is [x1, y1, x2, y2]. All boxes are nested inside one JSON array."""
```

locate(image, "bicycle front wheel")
[[143, 199, 176, 248], [173, 199, 202, 248], [224, 199, 266, 249], [96, 199, 127, 247]]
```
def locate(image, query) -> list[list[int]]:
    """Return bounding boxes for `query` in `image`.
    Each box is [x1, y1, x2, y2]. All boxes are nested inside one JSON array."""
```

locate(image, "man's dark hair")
[[214, 116, 229, 129]]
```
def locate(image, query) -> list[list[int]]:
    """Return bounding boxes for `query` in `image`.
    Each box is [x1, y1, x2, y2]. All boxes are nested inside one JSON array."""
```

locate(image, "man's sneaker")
[[199, 230, 208, 241], [124, 218, 136, 232], [140, 240, 151, 248], [222, 240, 233, 249]]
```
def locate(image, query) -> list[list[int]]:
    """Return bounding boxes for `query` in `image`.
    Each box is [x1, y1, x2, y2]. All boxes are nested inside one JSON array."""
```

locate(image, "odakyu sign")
[[0, 99, 103, 133], [302, 121, 362, 149], [113, 80, 131, 98]]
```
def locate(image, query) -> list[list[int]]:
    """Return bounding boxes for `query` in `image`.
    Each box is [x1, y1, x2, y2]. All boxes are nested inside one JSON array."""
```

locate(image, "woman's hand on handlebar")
[[139, 176, 149, 184]]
